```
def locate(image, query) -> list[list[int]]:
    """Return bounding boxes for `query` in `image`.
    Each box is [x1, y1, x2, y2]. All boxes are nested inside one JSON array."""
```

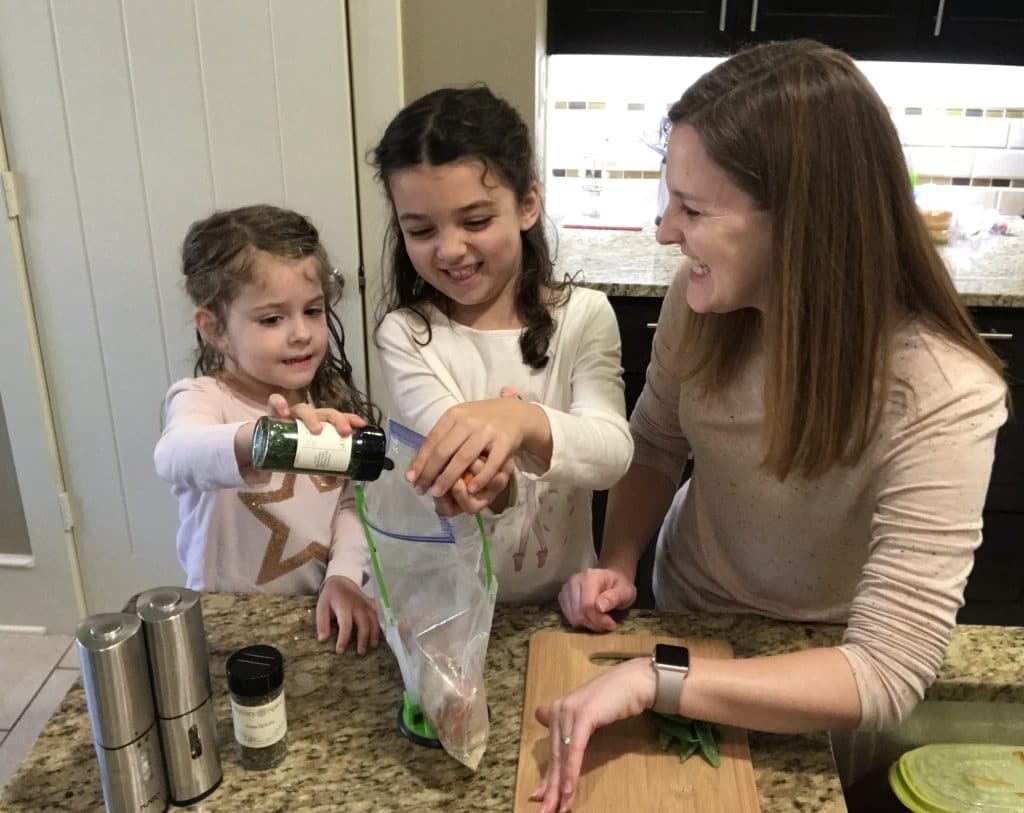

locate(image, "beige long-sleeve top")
[[637, 271, 1007, 730]]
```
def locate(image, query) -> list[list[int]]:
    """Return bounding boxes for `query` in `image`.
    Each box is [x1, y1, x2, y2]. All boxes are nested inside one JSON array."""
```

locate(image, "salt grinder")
[[76, 612, 169, 813], [136, 587, 222, 805]]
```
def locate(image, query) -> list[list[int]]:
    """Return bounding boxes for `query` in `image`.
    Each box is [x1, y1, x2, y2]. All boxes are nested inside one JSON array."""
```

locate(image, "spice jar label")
[[293, 422, 354, 473], [230, 693, 287, 748]]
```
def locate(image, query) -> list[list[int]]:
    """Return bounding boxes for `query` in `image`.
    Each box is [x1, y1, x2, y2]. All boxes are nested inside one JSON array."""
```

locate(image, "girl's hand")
[[432, 456, 517, 517], [267, 393, 367, 438], [407, 397, 544, 498], [315, 575, 381, 655], [531, 658, 656, 813], [558, 568, 638, 632]]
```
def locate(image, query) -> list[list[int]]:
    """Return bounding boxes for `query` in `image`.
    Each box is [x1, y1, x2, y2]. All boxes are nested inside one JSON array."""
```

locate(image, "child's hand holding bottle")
[[233, 393, 368, 481]]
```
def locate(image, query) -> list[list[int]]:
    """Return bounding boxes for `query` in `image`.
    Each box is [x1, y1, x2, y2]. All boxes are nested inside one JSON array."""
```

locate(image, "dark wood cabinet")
[[600, 295, 1024, 623], [548, 0, 1024, 65], [960, 306, 1024, 625], [548, 0, 732, 57], [918, 1, 1024, 66]]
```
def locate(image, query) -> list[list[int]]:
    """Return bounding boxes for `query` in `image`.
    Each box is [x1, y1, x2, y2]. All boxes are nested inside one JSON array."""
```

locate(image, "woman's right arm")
[[561, 271, 694, 630]]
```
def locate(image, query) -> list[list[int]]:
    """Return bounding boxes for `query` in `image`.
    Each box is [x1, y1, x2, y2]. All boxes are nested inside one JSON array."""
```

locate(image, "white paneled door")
[[0, 119, 84, 633], [0, 0, 367, 619]]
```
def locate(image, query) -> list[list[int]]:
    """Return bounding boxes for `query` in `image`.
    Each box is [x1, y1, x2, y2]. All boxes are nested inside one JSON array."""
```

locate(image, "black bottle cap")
[[226, 644, 284, 697]]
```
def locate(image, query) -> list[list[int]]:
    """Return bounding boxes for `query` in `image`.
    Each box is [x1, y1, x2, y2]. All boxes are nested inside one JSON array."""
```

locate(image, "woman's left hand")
[[531, 657, 656, 813]]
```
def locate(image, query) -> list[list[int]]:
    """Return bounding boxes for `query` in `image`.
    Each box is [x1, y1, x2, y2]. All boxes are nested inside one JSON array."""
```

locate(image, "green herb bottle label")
[[293, 422, 353, 473]]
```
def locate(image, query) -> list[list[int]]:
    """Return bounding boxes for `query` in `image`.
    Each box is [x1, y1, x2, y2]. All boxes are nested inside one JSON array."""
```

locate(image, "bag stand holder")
[[398, 691, 442, 748]]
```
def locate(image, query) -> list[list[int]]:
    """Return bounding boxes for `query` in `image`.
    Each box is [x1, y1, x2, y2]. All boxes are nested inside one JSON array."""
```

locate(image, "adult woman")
[[535, 40, 1007, 812]]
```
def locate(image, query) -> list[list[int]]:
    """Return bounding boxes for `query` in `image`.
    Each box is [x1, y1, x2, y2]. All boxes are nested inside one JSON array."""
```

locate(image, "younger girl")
[[154, 204, 380, 655], [372, 86, 633, 603]]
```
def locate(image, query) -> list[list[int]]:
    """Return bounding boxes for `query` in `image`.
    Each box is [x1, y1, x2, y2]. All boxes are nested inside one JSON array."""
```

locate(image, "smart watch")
[[651, 643, 690, 714]]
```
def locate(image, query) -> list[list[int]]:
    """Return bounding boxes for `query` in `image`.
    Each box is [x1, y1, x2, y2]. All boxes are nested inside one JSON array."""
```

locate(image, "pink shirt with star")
[[154, 376, 368, 594]]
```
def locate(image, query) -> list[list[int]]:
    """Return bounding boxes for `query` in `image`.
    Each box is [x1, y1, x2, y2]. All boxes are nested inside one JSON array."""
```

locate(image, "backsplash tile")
[[546, 55, 1024, 221], [972, 150, 1024, 179], [1009, 121, 1024, 149], [997, 189, 1024, 216]]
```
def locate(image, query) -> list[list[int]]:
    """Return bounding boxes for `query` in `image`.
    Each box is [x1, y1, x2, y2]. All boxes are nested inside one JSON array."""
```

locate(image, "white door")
[[0, 123, 84, 632], [0, 0, 365, 615]]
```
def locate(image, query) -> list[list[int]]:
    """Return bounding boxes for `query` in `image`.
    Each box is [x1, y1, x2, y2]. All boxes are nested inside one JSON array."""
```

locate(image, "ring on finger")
[[562, 735, 571, 746]]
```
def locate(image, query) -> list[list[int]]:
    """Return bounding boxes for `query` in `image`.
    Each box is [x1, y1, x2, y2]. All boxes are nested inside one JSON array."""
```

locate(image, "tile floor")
[[0, 633, 80, 793]]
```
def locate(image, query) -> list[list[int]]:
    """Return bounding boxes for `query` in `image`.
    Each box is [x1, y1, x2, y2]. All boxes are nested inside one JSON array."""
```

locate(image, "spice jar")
[[250, 417, 394, 481], [226, 645, 288, 770]]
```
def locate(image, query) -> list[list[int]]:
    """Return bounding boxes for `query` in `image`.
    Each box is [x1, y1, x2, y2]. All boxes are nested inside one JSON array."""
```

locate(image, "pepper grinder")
[[136, 587, 222, 805], [76, 612, 169, 813]]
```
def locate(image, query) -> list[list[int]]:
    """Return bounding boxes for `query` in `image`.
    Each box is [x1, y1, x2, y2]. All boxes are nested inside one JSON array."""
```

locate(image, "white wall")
[[0, 0, 375, 618]]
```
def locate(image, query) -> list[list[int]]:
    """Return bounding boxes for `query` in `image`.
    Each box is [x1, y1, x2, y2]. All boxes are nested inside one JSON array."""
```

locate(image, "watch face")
[[655, 643, 689, 669]]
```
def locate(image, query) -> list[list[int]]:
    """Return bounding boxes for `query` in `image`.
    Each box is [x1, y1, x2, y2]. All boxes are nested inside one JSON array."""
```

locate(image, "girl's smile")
[[389, 159, 541, 329]]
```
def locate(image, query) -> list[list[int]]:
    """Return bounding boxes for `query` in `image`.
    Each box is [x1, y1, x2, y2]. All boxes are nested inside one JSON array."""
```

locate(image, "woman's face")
[[656, 123, 773, 314]]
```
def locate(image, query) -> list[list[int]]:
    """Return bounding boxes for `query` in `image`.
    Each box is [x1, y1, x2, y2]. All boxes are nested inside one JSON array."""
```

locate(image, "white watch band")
[[652, 659, 688, 714]]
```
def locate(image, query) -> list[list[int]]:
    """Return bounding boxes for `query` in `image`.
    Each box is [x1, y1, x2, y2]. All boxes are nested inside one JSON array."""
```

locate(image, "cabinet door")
[[969, 308, 1023, 513], [919, 0, 1024, 66], [743, 0, 926, 60], [548, 0, 734, 56]]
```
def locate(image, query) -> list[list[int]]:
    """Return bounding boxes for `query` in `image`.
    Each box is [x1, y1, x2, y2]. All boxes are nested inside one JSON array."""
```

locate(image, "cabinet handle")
[[749, 0, 759, 32], [646, 322, 658, 329], [979, 331, 1014, 341], [719, 0, 728, 32], [933, 0, 946, 37]]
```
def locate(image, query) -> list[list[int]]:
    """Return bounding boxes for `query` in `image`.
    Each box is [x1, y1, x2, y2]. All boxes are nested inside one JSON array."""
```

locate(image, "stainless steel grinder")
[[76, 612, 169, 813], [136, 587, 222, 805]]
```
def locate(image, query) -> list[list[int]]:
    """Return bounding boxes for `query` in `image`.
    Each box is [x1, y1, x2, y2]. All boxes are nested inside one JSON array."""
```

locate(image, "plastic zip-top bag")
[[355, 420, 497, 770]]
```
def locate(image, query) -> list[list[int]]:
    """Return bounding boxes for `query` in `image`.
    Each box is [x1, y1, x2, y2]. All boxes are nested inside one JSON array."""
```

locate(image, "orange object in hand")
[[461, 472, 474, 487]]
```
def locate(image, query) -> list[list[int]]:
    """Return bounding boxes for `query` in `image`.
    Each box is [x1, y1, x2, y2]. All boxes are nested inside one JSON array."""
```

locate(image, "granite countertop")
[[554, 222, 1024, 307], [4, 595, 1024, 812]]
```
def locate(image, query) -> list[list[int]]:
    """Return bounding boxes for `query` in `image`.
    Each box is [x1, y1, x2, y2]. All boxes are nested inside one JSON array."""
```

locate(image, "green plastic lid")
[[888, 743, 1024, 812]]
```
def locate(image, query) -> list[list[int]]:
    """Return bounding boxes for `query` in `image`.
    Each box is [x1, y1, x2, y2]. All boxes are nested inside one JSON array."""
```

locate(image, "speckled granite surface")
[[3, 595, 1023, 812], [554, 222, 1024, 307]]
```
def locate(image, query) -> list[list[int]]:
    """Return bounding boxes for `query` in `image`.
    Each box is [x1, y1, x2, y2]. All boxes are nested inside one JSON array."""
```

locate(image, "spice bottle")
[[226, 645, 288, 770], [250, 417, 394, 481]]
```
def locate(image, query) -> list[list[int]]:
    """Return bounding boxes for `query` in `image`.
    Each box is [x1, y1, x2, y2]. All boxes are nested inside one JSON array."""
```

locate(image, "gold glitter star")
[[238, 474, 342, 585]]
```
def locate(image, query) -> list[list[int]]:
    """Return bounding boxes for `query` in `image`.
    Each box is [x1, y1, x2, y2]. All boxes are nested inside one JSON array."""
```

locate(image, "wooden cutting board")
[[514, 631, 761, 812]]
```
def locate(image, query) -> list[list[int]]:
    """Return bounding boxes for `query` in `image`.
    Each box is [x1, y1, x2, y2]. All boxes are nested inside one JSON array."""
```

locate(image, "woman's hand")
[[406, 396, 547, 499], [559, 568, 638, 632], [531, 657, 656, 813], [267, 393, 367, 438], [315, 575, 381, 655]]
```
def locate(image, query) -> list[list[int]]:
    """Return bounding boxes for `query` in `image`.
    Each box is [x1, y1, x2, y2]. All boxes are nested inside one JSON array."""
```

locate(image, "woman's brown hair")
[[669, 39, 1004, 479]]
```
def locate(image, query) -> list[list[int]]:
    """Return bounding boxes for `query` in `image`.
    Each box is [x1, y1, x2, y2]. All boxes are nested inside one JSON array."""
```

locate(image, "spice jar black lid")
[[226, 644, 284, 697]]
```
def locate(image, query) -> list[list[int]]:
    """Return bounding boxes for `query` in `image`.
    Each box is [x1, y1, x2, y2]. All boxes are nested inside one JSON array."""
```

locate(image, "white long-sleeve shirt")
[[154, 377, 368, 594], [376, 286, 633, 603], [637, 269, 1007, 729]]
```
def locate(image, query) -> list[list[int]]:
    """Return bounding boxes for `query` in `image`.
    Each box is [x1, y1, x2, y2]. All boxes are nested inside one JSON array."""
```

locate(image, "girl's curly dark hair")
[[371, 85, 570, 368]]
